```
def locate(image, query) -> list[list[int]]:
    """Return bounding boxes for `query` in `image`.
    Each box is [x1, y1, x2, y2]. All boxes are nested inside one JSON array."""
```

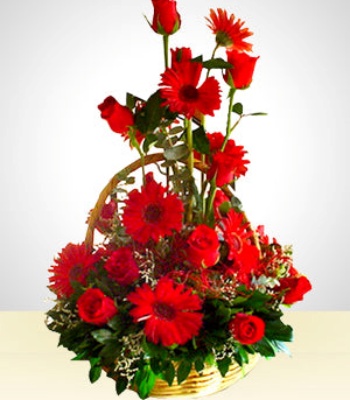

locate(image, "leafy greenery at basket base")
[[46, 279, 295, 399]]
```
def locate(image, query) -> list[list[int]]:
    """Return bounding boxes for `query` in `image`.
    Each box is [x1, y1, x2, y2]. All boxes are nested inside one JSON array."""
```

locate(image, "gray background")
[[1, 0, 349, 310]]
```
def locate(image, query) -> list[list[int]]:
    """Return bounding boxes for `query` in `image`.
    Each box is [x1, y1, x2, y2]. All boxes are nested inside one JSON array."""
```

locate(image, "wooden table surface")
[[1, 311, 349, 400]]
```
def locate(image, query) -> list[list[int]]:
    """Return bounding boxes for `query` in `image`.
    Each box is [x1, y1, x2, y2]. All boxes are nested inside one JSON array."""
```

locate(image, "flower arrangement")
[[46, 1, 312, 399]]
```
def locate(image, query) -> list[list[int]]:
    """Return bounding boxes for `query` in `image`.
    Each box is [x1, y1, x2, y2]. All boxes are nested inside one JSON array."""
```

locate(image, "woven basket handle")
[[84, 153, 260, 253], [85, 153, 164, 250]]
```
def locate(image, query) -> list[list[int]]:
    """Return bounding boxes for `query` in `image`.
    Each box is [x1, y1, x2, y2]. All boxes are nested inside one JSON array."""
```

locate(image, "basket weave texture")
[[144, 354, 259, 398]]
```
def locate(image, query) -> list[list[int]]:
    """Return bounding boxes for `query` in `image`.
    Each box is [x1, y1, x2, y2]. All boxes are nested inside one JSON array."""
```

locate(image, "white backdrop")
[[1, 0, 349, 310]]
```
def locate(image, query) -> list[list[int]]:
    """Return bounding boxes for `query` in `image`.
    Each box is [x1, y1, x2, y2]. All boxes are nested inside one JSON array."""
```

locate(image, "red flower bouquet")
[[46, 2, 311, 399]]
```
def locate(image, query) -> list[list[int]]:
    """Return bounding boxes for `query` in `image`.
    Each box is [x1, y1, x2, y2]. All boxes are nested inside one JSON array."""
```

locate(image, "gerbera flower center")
[[179, 85, 199, 102], [216, 31, 233, 47], [69, 264, 84, 281], [230, 233, 243, 253], [153, 301, 176, 321], [143, 204, 163, 223]]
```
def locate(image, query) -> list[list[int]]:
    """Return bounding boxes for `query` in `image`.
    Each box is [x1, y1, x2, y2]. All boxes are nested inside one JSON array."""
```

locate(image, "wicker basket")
[[148, 355, 260, 398]]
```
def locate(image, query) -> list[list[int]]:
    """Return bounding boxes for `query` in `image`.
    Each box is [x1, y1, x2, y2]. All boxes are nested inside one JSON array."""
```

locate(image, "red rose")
[[151, 0, 181, 35], [229, 313, 265, 345], [225, 50, 259, 89], [104, 247, 139, 286], [280, 272, 312, 304], [187, 224, 220, 268], [98, 96, 134, 137], [77, 288, 117, 326], [95, 199, 118, 234]]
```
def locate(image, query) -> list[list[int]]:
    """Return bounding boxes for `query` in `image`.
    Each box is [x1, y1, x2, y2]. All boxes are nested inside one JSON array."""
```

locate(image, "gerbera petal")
[[122, 173, 184, 244], [128, 278, 203, 346], [206, 8, 253, 51]]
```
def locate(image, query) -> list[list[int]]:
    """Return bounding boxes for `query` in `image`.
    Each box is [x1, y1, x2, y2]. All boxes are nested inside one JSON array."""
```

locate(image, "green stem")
[[163, 35, 169, 69], [205, 177, 218, 226], [186, 118, 194, 223], [222, 88, 236, 151], [130, 129, 146, 185], [206, 43, 220, 79]]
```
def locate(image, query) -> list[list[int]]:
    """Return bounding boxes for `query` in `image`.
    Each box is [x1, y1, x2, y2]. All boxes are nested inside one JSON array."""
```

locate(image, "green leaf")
[[89, 363, 102, 383], [135, 90, 164, 134], [204, 352, 215, 366], [265, 320, 293, 342], [217, 357, 231, 377], [150, 358, 161, 375], [177, 360, 192, 384], [164, 144, 189, 161], [126, 92, 138, 109], [142, 133, 158, 153], [135, 366, 157, 399], [91, 329, 113, 344], [169, 126, 183, 136], [163, 361, 176, 386], [232, 102, 243, 115], [71, 351, 89, 361], [270, 340, 291, 356], [107, 314, 124, 332], [116, 376, 128, 395], [193, 126, 210, 155], [203, 58, 232, 70], [254, 338, 276, 358], [194, 358, 205, 374], [191, 55, 203, 63], [247, 112, 268, 117], [230, 195, 243, 211], [235, 345, 250, 365]]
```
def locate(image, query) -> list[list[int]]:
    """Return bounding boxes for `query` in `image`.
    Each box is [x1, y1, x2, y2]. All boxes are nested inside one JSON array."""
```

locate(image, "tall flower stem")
[[185, 118, 194, 223], [163, 35, 169, 69], [222, 88, 236, 151], [206, 43, 220, 78]]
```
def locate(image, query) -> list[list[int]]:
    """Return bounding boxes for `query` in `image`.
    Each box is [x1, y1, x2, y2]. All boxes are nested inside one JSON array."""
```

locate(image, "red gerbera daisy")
[[127, 278, 203, 346], [206, 8, 253, 51], [122, 173, 184, 244], [221, 209, 252, 261], [206, 132, 249, 186], [159, 47, 221, 119], [48, 243, 99, 298]]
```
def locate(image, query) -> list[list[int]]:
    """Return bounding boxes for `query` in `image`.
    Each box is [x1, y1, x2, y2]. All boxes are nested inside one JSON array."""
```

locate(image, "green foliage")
[[134, 365, 157, 399], [177, 360, 192, 384], [202, 58, 233, 70], [89, 358, 102, 383], [232, 102, 244, 115], [217, 357, 232, 377], [115, 376, 128, 395], [192, 126, 210, 155]]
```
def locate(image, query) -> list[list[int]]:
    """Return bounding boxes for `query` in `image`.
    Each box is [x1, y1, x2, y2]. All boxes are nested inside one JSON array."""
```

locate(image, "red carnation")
[[229, 313, 265, 345], [48, 243, 99, 298], [225, 50, 259, 89], [122, 172, 184, 244], [77, 288, 117, 326], [151, 0, 181, 35], [104, 247, 139, 286], [186, 224, 220, 268], [128, 278, 203, 346], [159, 47, 221, 119]]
